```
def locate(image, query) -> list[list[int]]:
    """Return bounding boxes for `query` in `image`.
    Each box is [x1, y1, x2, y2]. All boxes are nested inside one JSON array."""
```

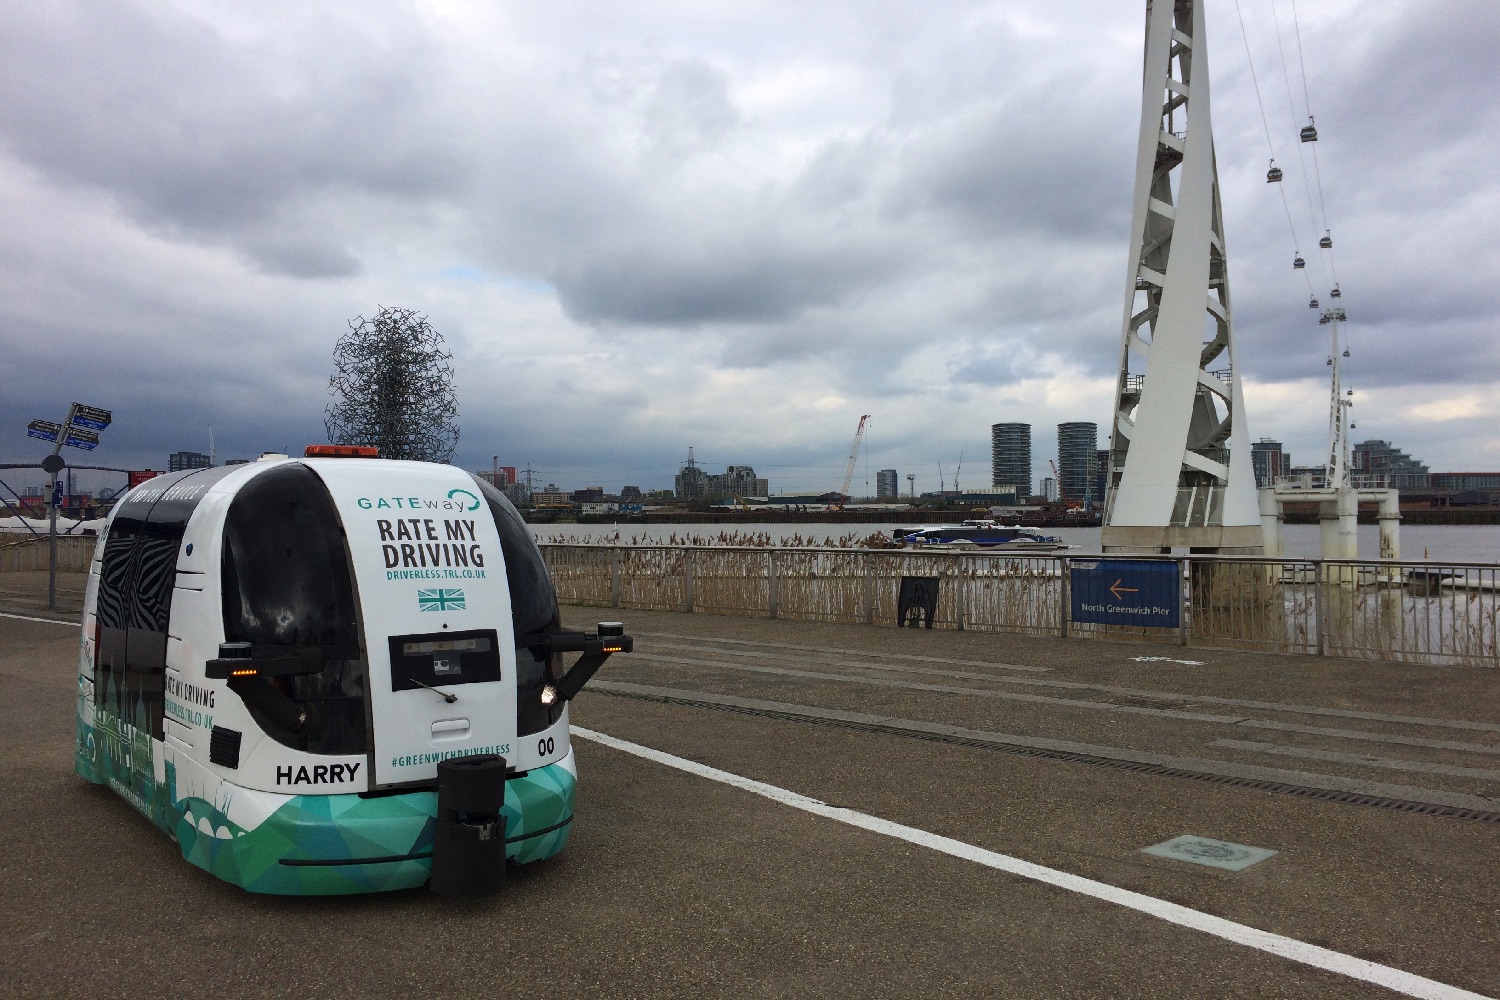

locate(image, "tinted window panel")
[[221, 463, 367, 755]]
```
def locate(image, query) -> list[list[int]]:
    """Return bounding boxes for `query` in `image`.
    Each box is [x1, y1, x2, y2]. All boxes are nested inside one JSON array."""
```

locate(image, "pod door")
[[307, 462, 517, 788]]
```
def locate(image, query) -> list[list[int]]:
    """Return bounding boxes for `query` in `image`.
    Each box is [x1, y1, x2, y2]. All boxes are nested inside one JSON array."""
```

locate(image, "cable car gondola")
[[1309, 297, 1319, 308], [1267, 160, 1283, 183], [1293, 254, 1306, 269], [1330, 285, 1342, 298], [1326, 357, 1333, 365], [1342, 349, 1350, 358], [1300, 117, 1318, 142], [1319, 231, 1333, 249]]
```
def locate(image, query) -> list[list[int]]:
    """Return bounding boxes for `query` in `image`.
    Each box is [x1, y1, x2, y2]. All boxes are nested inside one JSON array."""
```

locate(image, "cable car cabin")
[[1300, 119, 1318, 142], [74, 455, 630, 897], [1319, 232, 1333, 249], [1309, 297, 1320, 308], [1330, 285, 1342, 298], [1293, 254, 1306, 269], [1266, 161, 1283, 183]]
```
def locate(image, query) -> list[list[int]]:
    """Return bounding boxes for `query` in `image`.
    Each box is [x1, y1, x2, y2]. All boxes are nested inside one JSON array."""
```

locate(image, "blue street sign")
[[27, 419, 62, 443], [63, 428, 99, 451], [1070, 559, 1180, 628], [69, 404, 112, 430]]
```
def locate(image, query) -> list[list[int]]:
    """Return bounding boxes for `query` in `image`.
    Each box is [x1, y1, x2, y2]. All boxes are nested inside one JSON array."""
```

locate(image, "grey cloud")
[[3, 2, 1497, 486], [0, 1, 462, 273], [640, 58, 739, 161]]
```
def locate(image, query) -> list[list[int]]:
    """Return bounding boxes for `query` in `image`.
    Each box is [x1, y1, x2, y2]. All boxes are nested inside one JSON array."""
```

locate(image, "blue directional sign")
[[1070, 559, 1180, 628], [69, 404, 112, 430], [63, 428, 99, 451], [27, 419, 62, 443]]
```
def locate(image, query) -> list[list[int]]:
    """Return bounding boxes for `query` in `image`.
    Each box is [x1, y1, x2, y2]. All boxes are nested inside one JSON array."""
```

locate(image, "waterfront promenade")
[[3, 572, 1497, 997]]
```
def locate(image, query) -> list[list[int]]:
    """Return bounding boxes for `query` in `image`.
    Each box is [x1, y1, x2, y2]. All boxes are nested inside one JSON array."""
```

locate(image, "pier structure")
[[1102, 0, 1261, 554], [1259, 307, 1401, 563]]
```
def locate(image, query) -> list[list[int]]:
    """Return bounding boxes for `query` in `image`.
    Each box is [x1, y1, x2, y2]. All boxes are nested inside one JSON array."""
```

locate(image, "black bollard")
[[429, 754, 508, 897]]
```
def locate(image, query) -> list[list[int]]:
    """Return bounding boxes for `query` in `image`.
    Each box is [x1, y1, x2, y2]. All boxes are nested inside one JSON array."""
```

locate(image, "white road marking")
[[1131, 655, 1206, 665], [0, 611, 77, 626], [573, 726, 1493, 1000]]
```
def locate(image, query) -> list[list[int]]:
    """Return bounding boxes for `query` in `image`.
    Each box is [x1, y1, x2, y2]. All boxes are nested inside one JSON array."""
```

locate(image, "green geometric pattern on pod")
[[75, 672, 103, 785], [507, 761, 575, 864], [169, 761, 439, 894], [166, 760, 577, 895]]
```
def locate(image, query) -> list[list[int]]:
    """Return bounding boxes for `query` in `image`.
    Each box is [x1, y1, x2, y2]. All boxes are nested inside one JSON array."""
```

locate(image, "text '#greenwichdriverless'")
[[390, 744, 510, 768]]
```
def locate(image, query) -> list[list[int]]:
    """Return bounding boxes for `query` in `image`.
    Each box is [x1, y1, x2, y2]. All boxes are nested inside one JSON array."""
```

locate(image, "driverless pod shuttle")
[[75, 448, 630, 896]]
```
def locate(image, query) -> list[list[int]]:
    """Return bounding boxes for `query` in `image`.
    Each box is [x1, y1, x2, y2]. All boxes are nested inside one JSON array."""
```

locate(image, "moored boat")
[[894, 519, 1072, 551]]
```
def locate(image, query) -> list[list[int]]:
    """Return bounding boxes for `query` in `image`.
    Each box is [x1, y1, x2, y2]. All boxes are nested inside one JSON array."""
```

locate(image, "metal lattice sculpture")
[[325, 306, 460, 463]]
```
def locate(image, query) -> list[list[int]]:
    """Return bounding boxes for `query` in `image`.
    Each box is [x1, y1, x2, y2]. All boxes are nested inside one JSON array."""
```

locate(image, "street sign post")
[[1069, 559, 1181, 629], [25, 401, 112, 610]]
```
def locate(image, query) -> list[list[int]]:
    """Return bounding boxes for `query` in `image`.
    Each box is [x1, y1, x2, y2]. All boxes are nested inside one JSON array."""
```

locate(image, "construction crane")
[[838, 415, 871, 501], [954, 450, 964, 494]]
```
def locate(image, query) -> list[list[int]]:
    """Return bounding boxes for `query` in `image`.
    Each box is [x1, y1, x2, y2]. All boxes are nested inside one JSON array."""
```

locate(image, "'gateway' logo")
[[356, 489, 481, 512]]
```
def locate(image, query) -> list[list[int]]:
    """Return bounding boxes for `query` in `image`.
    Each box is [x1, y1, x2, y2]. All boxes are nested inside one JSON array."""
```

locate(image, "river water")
[[534, 522, 1500, 564]]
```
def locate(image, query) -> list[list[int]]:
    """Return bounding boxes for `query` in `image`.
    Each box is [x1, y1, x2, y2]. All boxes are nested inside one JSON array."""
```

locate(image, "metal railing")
[[539, 543, 1500, 667]]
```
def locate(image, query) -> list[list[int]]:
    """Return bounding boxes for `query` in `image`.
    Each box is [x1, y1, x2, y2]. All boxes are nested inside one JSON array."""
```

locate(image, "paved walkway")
[[2, 575, 1495, 997]]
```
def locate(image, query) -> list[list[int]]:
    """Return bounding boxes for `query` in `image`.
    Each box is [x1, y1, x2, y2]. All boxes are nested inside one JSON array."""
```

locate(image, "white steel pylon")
[[1102, 0, 1261, 553]]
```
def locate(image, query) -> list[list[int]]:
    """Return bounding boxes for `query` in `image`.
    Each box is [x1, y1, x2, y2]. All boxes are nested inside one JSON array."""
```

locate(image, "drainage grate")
[[595, 688, 1500, 824]]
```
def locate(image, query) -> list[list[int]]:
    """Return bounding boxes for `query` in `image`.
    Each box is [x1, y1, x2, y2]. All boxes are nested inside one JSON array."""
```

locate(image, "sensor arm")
[[517, 623, 633, 702]]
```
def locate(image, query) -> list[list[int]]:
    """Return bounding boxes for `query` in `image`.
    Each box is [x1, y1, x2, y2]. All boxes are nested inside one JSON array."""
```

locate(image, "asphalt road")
[[1, 580, 1496, 998]]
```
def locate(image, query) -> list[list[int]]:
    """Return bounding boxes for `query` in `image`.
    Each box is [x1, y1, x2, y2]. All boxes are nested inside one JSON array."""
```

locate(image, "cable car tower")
[[1320, 305, 1352, 485], [1103, 0, 1261, 553]]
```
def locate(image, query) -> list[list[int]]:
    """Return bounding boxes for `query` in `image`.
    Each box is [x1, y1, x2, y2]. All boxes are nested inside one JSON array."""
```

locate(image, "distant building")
[[705, 465, 767, 501], [1430, 473, 1500, 491], [534, 483, 570, 508], [991, 423, 1032, 498], [569, 486, 605, 503], [477, 466, 517, 489], [168, 451, 212, 472], [502, 482, 530, 507], [675, 450, 708, 500], [1251, 438, 1288, 488], [1056, 423, 1097, 505], [619, 486, 643, 501], [1352, 440, 1429, 488], [876, 469, 898, 499], [1041, 477, 1059, 502]]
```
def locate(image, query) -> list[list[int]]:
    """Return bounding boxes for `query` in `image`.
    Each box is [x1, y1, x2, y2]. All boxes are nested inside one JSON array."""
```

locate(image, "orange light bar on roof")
[[304, 444, 379, 458]]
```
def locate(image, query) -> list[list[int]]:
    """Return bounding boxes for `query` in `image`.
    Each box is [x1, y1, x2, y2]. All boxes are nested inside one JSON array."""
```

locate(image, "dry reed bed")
[[540, 543, 1500, 666]]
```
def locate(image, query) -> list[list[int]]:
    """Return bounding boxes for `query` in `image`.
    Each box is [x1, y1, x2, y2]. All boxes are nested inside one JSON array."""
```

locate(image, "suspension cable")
[[1233, 0, 1312, 296], [1271, 0, 1332, 294]]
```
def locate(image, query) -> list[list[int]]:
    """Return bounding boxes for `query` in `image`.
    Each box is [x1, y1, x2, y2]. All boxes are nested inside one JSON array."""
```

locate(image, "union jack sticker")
[[418, 588, 466, 612]]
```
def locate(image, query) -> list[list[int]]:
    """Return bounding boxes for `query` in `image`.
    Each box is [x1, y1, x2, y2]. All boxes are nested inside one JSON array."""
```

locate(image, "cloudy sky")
[[2, 1, 1496, 497]]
